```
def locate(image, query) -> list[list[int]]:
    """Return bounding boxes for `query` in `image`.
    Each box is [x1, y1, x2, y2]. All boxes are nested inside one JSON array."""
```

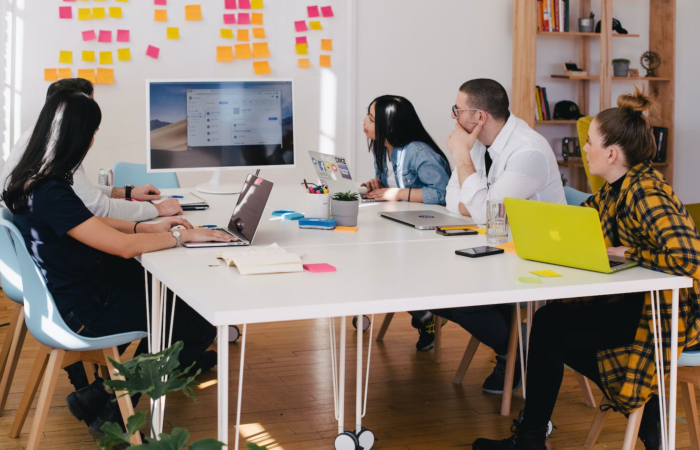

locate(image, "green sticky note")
[[531, 270, 562, 278], [519, 277, 542, 284]]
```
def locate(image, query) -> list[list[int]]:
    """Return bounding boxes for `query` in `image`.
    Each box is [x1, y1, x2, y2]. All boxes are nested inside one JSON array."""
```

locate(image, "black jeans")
[[521, 294, 645, 429], [426, 305, 513, 356]]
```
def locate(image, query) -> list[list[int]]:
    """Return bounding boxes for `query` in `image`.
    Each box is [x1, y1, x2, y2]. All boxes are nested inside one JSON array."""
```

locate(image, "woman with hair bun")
[[472, 87, 700, 450]]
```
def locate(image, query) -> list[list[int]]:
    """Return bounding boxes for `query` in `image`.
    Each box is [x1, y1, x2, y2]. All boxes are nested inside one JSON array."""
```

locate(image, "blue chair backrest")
[[564, 186, 592, 206], [112, 162, 180, 189], [0, 207, 23, 303]]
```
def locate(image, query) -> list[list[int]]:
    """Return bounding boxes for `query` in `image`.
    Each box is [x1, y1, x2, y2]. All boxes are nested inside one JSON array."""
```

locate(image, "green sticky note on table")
[[519, 277, 542, 284], [531, 269, 562, 278]]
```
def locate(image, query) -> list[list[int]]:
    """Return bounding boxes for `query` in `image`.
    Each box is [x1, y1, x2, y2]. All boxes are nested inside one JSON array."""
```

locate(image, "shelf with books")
[[537, 31, 639, 37]]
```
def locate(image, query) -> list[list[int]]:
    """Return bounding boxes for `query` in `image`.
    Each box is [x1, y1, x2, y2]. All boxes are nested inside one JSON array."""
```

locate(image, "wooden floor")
[[0, 291, 698, 449]]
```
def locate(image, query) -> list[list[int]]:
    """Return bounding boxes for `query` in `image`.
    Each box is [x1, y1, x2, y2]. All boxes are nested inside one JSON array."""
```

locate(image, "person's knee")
[[530, 304, 561, 339]]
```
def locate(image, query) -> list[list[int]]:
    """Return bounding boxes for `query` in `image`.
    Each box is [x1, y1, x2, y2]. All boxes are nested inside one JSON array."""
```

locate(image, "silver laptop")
[[380, 210, 476, 230], [309, 151, 385, 203], [183, 174, 273, 248]]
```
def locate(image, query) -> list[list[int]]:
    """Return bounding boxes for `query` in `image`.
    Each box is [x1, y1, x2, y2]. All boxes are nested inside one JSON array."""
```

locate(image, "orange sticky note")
[[185, 5, 202, 21], [92, 7, 106, 19], [251, 12, 263, 25], [78, 69, 96, 83], [59, 51, 73, 64], [44, 69, 58, 82], [109, 7, 122, 18], [82, 51, 96, 62], [221, 29, 234, 39], [295, 43, 308, 55], [216, 46, 234, 62], [251, 0, 263, 9], [167, 27, 180, 39], [96, 68, 114, 84], [117, 48, 131, 61], [78, 8, 91, 20], [234, 43, 252, 59], [154, 9, 167, 22], [99, 51, 113, 64], [58, 68, 72, 79], [320, 54, 331, 67], [321, 39, 333, 51], [252, 28, 265, 39], [309, 20, 322, 30], [253, 61, 271, 75], [298, 58, 311, 68], [495, 241, 517, 254], [252, 42, 269, 58], [237, 29, 249, 41]]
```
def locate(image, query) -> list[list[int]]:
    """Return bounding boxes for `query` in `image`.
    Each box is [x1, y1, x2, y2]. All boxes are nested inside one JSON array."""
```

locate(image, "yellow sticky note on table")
[[82, 51, 96, 62], [531, 270, 562, 278], [96, 68, 114, 84], [298, 58, 311, 68], [185, 5, 202, 21], [309, 21, 322, 30], [154, 10, 167, 22], [251, 0, 264, 9], [78, 69, 96, 83], [320, 54, 331, 67], [519, 277, 542, 284], [167, 27, 180, 39], [321, 39, 333, 51], [252, 42, 269, 58], [44, 69, 58, 82], [221, 29, 234, 39], [252, 28, 266, 39], [92, 7, 106, 19], [234, 43, 252, 59], [78, 8, 91, 20], [476, 227, 487, 235], [253, 61, 271, 76], [109, 7, 122, 18], [494, 240, 517, 254], [117, 48, 131, 61], [251, 12, 263, 25], [58, 68, 72, 79], [99, 51, 113, 64], [237, 29, 249, 41], [216, 46, 234, 62], [335, 226, 358, 233], [295, 43, 308, 55], [59, 51, 73, 64]]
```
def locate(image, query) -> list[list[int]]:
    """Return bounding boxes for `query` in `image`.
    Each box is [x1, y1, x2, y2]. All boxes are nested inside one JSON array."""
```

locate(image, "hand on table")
[[131, 184, 162, 201], [364, 187, 402, 201], [606, 246, 631, 258], [361, 178, 383, 192], [154, 198, 184, 217]]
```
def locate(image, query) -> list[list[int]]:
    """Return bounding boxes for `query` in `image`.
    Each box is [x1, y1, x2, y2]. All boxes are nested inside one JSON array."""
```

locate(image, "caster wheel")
[[546, 419, 554, 437], [352, 315, 371, 332], [357, 427, 376, 449], [334, 431, 359, 450], [229, 325, 241, 343]]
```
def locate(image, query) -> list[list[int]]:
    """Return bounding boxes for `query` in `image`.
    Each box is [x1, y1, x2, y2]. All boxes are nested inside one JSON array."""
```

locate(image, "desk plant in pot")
[[613, 58, 630, 77], [332, 191, 360, 227]]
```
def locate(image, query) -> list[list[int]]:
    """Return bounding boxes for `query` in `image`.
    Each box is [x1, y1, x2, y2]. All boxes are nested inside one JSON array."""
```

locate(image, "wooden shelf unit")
[[512, 0, 676, 189]]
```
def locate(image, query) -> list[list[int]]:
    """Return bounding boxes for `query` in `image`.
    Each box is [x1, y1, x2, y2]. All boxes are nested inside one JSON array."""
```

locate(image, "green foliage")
[[245, 443, 269, 450], [589, 11, 595, 19], [332, 191, 359, 201]]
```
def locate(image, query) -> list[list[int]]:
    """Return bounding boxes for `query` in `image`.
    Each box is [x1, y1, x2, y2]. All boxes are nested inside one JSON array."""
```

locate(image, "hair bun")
[[617, 85, 653, 114]]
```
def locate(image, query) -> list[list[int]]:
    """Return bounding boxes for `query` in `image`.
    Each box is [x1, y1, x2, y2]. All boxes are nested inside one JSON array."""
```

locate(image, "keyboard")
[[609, 260, 625, 268]]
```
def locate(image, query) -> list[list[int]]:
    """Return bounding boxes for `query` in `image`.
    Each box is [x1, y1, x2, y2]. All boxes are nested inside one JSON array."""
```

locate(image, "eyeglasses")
[[452, 105, 480, 117]]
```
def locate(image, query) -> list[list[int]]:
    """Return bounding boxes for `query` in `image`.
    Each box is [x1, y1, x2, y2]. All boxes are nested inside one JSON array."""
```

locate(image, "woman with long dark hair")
[[361, 95, 451, 205]]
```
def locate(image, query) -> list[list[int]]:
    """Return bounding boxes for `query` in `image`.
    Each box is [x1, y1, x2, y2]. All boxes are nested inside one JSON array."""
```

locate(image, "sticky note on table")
[[321, 6, 334, 17], [92, 7, 106, 19], [295, 21, 307, 32], [519, 277, 542, 284], [335, 226, 358, 233], [251, 0, 263, 9], [309, 21, 322, 30], [307, 6, 320, 17], [303, 263, 336, 273], [295, 43, 308, 55], [298, 58, 311, 68], [167, 27, 180, 39], [154, 9, 167, 22], [59, 51, 73, 64], [251, 12, 263, 25], [98, 30, 112, 42], [82, 50, 95, 62], [234, 43, 252, 59], [221, 29, 234, 39], [59, 7, 73, 19], [237, 29, 249, 41], [99, 51, 113, 64], [83, 30, 96, 41], [146, 45, 160, 59], [117, 48, 131, 61], [117, 29, 130, 42], [78, 69, 96, 83], [252, 42, 269, 58], [44, 69, 58, 82], [494, 240, 517, 254], [78, 8, 91, 20], [476, 227, 487, 235], [253, 61, 271, 75], [216, 46, 234, 62], [321, 39, 333, 51], [239, 0, 251, 8], [238, 13, 250, 24], [185, 5, 202, 21], [109, 7, 122, 18], [531, 270, 562, 278], [96, 68, 114, 84], [296, 36, 307, 45], [58, 68, 72, 79], [319, 54, 331, 67], [252, 28, 265, 39], [225, 0, 236, 9], [155, 0, 167, 5]]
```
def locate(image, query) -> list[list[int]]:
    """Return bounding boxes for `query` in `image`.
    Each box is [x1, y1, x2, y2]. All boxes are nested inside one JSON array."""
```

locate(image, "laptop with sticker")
[[308, 151, 384, 202]]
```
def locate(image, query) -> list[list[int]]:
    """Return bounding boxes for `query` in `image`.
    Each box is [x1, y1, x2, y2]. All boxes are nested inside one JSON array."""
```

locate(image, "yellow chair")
[[577, 116, 607, 194]]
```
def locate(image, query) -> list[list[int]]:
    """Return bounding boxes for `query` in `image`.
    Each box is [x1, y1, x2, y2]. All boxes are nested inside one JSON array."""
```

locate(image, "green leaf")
[[130, 428, 190, 450], [189, 438, 226, 450], [96, 421, 130, 450], [245, 443, 269, 450], [127, 411, 148, 436]]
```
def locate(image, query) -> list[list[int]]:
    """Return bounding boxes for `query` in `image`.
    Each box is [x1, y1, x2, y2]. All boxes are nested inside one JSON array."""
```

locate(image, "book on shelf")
[[538, 0, 569, 32], [542, 87, 551, 120], [535, 86, 551, 121], [535, 86, 544, 120], [652, 126, 668, 162]]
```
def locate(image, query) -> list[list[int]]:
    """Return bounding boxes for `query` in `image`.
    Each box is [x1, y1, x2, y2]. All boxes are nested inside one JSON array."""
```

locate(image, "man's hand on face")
[[447, 123, 483, 166]]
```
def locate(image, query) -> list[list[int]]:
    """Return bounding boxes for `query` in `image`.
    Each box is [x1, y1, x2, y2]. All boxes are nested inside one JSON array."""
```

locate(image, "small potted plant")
[[613, 58, 630, 77], [331, 191, 360, 227], [579, 11, 595, 33]]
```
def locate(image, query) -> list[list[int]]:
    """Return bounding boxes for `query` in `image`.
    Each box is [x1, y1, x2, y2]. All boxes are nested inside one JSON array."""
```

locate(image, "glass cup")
[[486, 200, 509, 244]]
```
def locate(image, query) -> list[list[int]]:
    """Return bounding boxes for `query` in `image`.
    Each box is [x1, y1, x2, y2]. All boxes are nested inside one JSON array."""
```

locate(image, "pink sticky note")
[[146, 45, 160, 59], [238, 13, 250, 24], [82, 30, 96, 41], [223, 14, 236, 24], [63, 0, 76, 2], [59, 6, 73, 19], [307, 6, 320, 17], [321, 6, 334, 17], [98, 30, 112, 43], [303, 263, 336, 273], [154, 0, 167, 4], [117, 29, 130, 42], [295, 20, 307, 32], [296, 36, 307, 45], [225, 0, 237, 9], [239, 0, 251, 9]]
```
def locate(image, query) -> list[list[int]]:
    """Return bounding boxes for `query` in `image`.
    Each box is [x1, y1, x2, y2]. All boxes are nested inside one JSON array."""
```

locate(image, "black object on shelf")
[[554, 101, 583, 120], [652, 126, 668, 162], [595, 18, 629, 34]]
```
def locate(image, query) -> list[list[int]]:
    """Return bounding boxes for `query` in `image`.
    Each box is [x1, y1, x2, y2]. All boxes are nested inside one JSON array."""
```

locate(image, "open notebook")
[[152, 194, 209, 208], [217, 244, 303, 275]]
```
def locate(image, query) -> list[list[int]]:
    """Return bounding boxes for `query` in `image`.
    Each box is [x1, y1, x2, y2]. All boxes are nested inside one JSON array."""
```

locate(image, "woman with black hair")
[[361, 95, 451, 205]]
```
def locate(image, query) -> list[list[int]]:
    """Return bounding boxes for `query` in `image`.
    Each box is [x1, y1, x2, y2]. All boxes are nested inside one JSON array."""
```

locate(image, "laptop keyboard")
[[609, 260, 624, 268]]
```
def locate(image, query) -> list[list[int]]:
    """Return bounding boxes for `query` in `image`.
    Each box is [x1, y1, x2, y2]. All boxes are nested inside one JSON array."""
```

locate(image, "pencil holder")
[[306, 193, 330, 219]]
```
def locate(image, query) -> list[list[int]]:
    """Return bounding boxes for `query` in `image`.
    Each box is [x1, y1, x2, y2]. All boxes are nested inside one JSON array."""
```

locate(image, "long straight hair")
[[3, 90, 102, 213], [368, 95, 450, 175]]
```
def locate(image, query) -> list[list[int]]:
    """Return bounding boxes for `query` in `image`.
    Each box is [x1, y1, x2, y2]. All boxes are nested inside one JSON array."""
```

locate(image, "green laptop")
[[504, 198, 638, 274]]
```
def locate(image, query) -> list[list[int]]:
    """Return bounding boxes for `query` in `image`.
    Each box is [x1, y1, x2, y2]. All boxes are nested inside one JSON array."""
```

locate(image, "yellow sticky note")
[[58, 68, 72, 79], [320, 54, 331, 67], [44, 69, 58, 82], [216, 46, 234, 62], [298, 58, 311, 68], [519, 277, 542, 284], [309, 21, 322, 30], [115, 0, 129, 2], [221, 29, 234, 39], [237, 29, 249, 41], [78, 69, 96, 83], [321, 39, 333, 51], [96, 68, 114, 84], [82, 51, 96, 62], [335, 226, 358, 233], [78, 8, 91, 20], [92, 7, 106, 19], [295, 43, 308, 55], [117, 48, 131, 61], [251, 12, 263, 25], [59, 51, 73, 64], [109, 7, 122, 18], [476, 227, 487, 235], [167, 27, 180, 39], [253, 61, 271, 76], [252, 42, 269, 58], [252, 28, 266, 39], [185, 5, 202, 21], [531, 270, 563, 278], [234, 43, 252, 59], [251, 0, 264, 9], [99, 51, 113, 65], [154, 9, 167, 22]]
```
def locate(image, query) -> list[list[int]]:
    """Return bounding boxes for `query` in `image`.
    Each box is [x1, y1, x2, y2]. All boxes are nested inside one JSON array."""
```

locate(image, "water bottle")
[[98, 169, 107, 186]]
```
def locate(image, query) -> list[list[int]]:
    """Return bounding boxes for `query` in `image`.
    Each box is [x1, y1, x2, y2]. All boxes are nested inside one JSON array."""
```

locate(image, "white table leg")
[[669, 288, 679, 450], [218, 325, 230, 449], [356, 315, 362, 434], [338, 317, 346, 435], [150, 277, 163, 438]]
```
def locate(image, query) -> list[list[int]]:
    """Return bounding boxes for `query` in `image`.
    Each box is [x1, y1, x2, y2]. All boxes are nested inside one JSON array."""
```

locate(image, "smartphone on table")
[[455, 246, 505, 258], [436, 229, 478, 236]]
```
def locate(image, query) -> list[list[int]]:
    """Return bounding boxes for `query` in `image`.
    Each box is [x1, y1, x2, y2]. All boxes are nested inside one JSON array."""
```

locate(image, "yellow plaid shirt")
[[577, 161, 700, 413]]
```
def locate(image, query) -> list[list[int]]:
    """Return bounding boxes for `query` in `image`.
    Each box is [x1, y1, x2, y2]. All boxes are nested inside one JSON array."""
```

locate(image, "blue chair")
[[112, 162, 180, 189], [0, 216, 147, 449], [564, 186, 592, 206]]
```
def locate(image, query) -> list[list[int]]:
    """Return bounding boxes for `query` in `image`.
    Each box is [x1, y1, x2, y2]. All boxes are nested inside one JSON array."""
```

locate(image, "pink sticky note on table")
[[307, 6, 319, 17], [238, 13, 250, 24], [98, 30, 112, 43], [295, 20, 307, 32], [296, 36, 307, 45], [154, 0, 167, 5], [303, 263, 336, 273], [146, 45, 160, 59], [59, 6, 73, 19], [225, 0, 236, 9], [223, 14, 236, 24], [117, 29, 129, 42], [239, 0, 251, 8], [321, 6, 334, 17], [82, 30, 96, 41]]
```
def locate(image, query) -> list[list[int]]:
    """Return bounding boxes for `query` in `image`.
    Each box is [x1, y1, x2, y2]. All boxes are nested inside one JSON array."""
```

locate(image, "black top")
[[13, 179, 123, 315], [484, 146, 493, 178], [609, 174, 626, 247]]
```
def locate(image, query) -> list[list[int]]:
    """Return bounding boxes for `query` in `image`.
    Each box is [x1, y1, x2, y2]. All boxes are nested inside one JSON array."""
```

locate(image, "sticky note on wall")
[[321, 6, 334, 17], [298, 58, 311, 69], [237, 29, 249, 41], [252, 28, 265, 39], [307, 6, 319, 17], [99, 30, 112, 43], [117, 29, 130, 42], [155, 0, 167, 5], [83, 30, 96, 41], [78, 8, 91, 20], [225, 0, 237, 9], [117, 48, 131, 61], [238, 13, 250, 24], [295, 21, 307, 32], [146, 45, 160, 59], [59, 51, 73, 64], [251, 13, 263, 25], [217, 46, 234, 62], [321, 39, 333, 51], [221, 29, 234, 39], [185, 5, 202, 21], [167, 27, 180, 39], [239, 0, 251, 8], [320, 54, 331, 67], [223, 14, 236, 24], [109, 7, 122, 18], [154, 10, 167, 22], [92, 7, 106, 19], [99, 51, 113, 64], [78, 69, 96, 83], [45, 69, 58, 82], [252, 42, 269, 58], [82, 51, 96, 62], [251, 0, 263, 9], [234, 43, 252, 59], [253, 61, 271, 75], [59, 7, 73, 19], [296, 36, 307, 44], [96, 68, 114, 84], [295, 43, 308, 55], [309, 21, 322, 30], [58, 69, 72, 79]]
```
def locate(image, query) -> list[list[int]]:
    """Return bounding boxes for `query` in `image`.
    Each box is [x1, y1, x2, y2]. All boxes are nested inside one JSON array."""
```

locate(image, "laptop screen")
[[227, 174, 274, 242]]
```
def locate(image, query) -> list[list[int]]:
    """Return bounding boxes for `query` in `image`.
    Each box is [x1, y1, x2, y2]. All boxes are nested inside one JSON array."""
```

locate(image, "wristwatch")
[[171, 230, 181, 248], [124, 184, 135, 200]]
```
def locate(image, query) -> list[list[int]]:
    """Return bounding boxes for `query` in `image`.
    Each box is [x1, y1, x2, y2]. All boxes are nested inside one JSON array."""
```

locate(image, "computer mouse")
[[358, 186, 368, 195]]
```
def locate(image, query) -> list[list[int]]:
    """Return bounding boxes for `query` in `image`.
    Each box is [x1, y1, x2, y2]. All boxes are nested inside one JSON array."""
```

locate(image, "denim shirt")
[[374, 141, 450, 205]]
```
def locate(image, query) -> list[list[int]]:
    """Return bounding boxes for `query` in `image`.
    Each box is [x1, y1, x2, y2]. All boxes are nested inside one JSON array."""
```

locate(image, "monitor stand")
[[196, 170, 240, 195]]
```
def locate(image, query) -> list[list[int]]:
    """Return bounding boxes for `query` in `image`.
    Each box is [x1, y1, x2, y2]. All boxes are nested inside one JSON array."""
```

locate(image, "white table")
[[141, 187, 692, 450]]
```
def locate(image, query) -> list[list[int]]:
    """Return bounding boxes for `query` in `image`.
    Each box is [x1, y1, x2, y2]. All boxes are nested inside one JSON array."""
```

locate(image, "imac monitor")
[[147, 79, 295, 194]]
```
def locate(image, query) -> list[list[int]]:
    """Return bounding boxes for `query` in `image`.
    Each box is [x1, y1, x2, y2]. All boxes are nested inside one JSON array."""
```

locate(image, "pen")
[[170, 195, 184, 199], [197, 225, 217, 228], [303, 179, 309, 189]]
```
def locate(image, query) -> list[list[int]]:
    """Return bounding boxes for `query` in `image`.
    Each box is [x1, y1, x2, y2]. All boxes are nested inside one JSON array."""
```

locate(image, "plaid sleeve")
[[583, 187, 602, 210]]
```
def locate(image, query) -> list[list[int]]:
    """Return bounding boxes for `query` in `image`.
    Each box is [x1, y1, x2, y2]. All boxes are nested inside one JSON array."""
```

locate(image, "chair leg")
[[682, 382, 700, 450], [26, 348, 65, 450], [434, 315, 443, 363], [584, 396, 612, 449], [453, 336, 480, 384], [375, 313, 394, 342], [103, 347, 142, 445], [501, 305, 520, 416], [99, 365, 110, 381], [0, 304, 26, 415], [83, 362, 96, 385], [622, 404, 644, 450], [9, 345, 51, 438], [575, 371, 597, 408]]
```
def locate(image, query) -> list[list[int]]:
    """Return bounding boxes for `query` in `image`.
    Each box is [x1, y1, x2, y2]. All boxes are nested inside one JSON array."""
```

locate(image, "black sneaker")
[[482, 355, 522, 394], [186, 350, 218, 375], [88, 400, 125, 440], [638, 395, 661, 450], [66, 378, 113, 426], [414, 316, 447, 351], [473, 420, 547, 450]]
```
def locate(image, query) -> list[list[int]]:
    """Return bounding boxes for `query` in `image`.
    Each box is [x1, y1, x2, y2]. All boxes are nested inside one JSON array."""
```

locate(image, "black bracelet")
[[408, 188, 412, 202], [133, 222, 140, 234]]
